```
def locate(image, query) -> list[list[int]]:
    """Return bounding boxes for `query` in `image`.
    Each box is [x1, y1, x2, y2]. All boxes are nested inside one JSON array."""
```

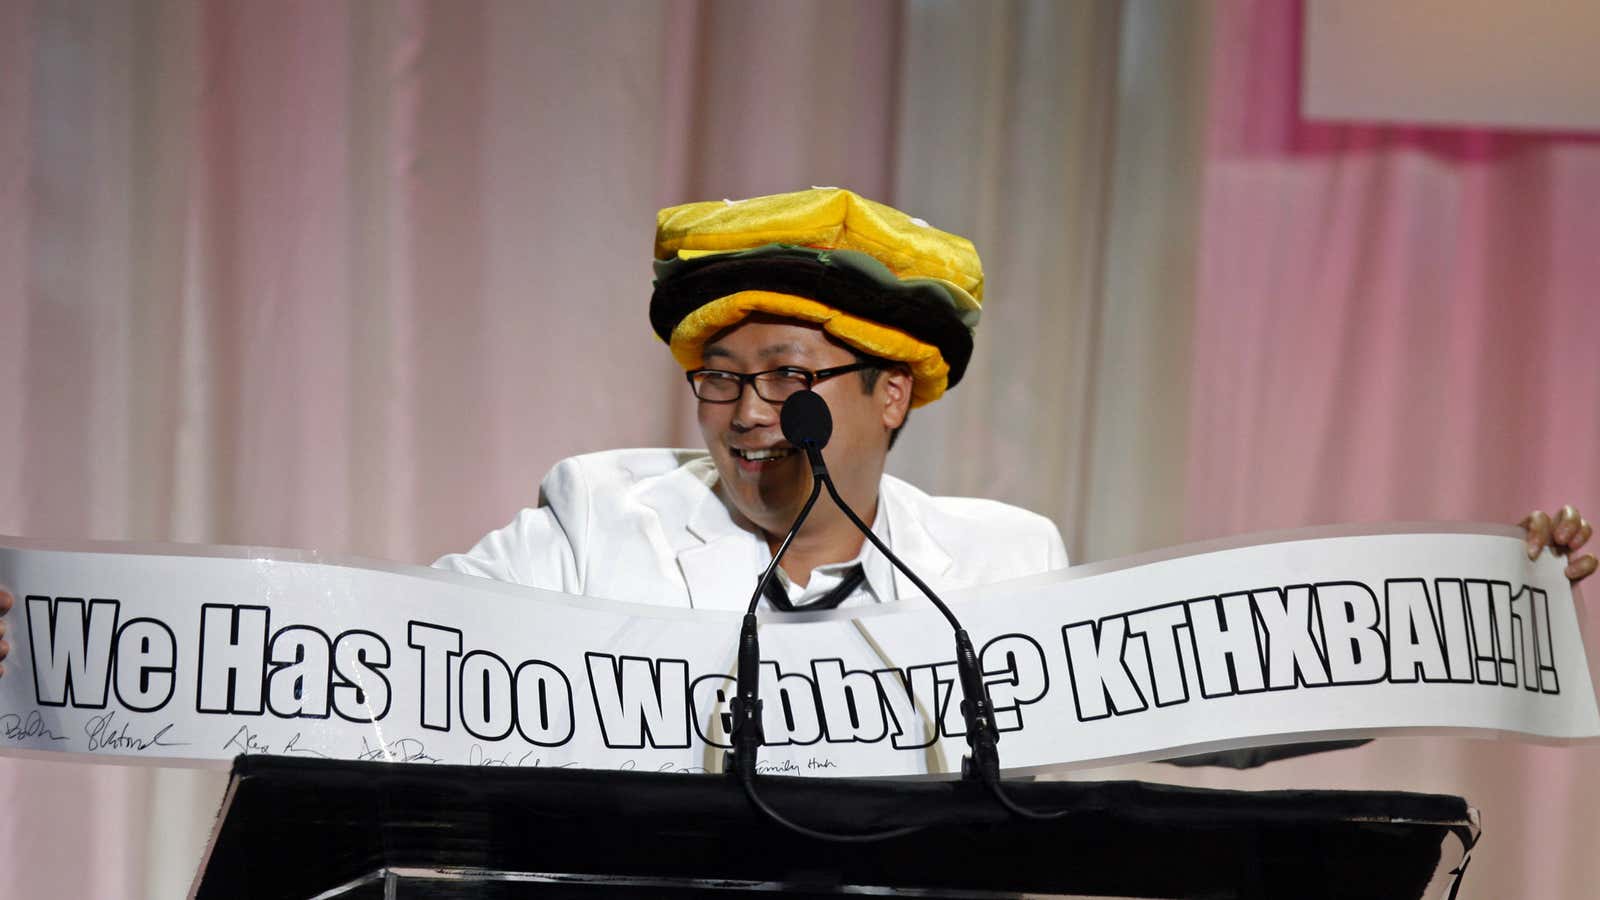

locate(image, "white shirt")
[[762, 502, 894, 609], [434, 448, 1069, 611]]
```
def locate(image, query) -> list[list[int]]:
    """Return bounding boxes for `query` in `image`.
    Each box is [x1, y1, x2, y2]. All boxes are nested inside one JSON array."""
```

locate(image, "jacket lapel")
[[676, 483, 765, 611], [879, 477, 954, 603]]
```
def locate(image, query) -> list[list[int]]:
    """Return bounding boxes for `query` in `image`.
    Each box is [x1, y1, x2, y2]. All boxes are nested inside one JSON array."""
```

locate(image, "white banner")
[[0, 525, 1594, 778]]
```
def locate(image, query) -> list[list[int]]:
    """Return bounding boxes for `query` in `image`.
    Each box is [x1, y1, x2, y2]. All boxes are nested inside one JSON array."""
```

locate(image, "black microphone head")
[[780, 389, 833, 450]]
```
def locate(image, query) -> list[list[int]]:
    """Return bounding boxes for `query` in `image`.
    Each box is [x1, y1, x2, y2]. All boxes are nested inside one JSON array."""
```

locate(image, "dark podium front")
[[192, 756, 1474, 900]]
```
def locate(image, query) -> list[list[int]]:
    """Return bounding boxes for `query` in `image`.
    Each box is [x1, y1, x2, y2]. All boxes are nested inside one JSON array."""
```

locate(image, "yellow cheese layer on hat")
[[669, 291, 951, 407]]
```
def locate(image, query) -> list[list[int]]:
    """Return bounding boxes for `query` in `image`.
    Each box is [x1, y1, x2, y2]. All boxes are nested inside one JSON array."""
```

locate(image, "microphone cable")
[[814, 469, 1071, 820], [723, 392, 926, 842], [789, 394, 1074, 822]]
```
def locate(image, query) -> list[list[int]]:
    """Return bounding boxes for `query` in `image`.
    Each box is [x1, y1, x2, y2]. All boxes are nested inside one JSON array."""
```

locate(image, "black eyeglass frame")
[[685, 362, 875, 403]]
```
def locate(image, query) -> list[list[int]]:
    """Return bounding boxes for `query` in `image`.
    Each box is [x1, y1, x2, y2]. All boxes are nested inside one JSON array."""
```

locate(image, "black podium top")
[[194, 755, 1473, 900]]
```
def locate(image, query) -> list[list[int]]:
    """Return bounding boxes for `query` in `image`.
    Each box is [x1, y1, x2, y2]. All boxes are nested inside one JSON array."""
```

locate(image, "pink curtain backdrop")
[[1167, 2, 1600, 897], [2, 1, 1598, 897]]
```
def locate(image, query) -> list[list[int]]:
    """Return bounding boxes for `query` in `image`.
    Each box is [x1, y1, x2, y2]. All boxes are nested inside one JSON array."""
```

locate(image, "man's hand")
[[0, 587, 10, 678], [1522, 505, 1596, 584]]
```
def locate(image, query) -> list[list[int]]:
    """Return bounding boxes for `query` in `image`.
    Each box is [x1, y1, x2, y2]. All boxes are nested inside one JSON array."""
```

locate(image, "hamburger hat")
[[649, 187, 983, 407]]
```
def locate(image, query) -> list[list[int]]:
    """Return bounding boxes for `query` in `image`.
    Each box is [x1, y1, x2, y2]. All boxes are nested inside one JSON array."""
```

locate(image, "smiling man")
[[432, 187, 1069, 611]]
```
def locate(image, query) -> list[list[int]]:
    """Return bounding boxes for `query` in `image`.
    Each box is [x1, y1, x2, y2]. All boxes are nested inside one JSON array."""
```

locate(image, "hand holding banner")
[[0, 524, 1594, 777]]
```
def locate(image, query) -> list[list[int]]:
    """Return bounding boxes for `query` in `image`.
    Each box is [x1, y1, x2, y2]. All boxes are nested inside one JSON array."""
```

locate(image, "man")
[[432, 188, 1066, 611], [0, 188, 1593, 667]]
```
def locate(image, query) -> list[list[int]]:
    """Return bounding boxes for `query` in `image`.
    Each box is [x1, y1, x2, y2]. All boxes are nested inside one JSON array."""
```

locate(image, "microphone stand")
[[725, 390, 1066, 836], [817, 470, 1068, 819], [725, 476, 823, 781], [723, 390, 926, 842], [811, 473, 1001, 783], [788, 392, 1068, 819]]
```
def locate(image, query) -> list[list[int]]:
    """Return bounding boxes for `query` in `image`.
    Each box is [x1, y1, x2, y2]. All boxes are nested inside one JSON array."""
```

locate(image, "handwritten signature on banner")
[[213, 724, 821, 773], [2, 710, 68, 744], [84, 711, 186, 753], [222, 725, 330, 759], [0, 708, 187, 754], [2, 706, 836, 774]]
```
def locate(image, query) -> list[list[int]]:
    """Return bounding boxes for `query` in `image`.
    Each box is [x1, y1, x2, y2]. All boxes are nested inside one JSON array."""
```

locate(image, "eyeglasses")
[[685, 363, 874, 404]]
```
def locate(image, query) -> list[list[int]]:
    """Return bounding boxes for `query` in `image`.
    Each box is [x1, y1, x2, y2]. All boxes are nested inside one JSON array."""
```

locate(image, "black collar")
[[762, 564, 867, 612]]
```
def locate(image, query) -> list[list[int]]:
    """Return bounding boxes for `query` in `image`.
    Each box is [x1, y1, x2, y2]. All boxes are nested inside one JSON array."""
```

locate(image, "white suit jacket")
[[434, 448, 1069, 611]]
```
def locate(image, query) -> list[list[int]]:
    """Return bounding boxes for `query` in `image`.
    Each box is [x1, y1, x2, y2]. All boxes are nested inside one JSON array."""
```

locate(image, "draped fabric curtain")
[[1, 1, 1594, 898], [1, 2, 1202, 894], [1091, 5, 1600, 900], [890, 0, 1206, 566]]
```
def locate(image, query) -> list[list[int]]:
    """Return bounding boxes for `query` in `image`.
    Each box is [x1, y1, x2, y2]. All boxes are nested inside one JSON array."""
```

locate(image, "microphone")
[[724, 388, 1002, 839], [780, 388, 832, 477], [778, 391, 1002, 783], [725, 390, 833, 780], [784, 392, 1067, 818]]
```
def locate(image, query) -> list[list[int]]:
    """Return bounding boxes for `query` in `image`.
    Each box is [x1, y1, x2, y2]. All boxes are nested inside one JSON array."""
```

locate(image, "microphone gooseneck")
[[800, 392, 1069, 820], [728, 477, 822, 780], [780, 389, 1001, 779], [730, 389, 1068, 832], [729, 390, 832, 780], [812, 473, 1000, 780], [725, 389, 925, 842]]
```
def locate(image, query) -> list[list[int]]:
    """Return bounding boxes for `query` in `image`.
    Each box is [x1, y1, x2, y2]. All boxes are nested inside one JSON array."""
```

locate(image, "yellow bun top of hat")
[[655, 187, 983, 302]]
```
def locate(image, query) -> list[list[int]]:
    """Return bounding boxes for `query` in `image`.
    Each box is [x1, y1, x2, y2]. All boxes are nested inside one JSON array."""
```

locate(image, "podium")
[[192, 755, 1475, 899]]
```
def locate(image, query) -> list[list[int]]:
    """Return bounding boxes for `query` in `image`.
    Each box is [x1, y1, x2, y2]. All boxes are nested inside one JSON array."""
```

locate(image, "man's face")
[[695, 316, 910, 537]]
